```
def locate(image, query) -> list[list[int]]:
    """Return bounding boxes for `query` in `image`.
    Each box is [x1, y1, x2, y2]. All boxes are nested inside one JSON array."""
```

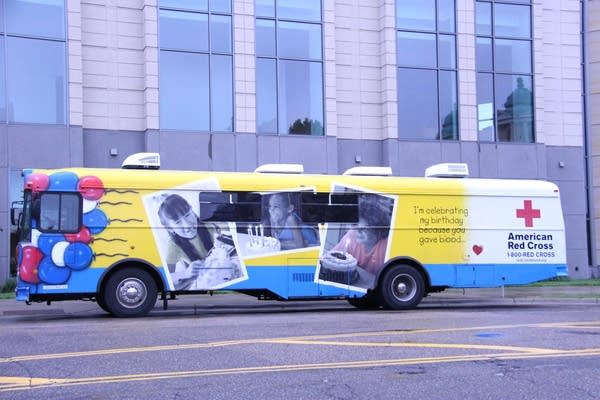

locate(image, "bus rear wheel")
[[103, 268, 158, 317], [378, 264, 424, 310]]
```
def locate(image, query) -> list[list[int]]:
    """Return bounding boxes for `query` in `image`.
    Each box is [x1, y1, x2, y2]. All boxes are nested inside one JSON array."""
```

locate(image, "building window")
[[396, 0, 458, 140], [255, 0, 324, 135], [1, 0, 67, 124], [476, 0, 534, 142], [159, 0, 233, 131]]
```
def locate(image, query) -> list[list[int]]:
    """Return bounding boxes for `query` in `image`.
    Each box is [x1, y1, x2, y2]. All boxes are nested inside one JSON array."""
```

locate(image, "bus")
[[11, 153, 567, 317]]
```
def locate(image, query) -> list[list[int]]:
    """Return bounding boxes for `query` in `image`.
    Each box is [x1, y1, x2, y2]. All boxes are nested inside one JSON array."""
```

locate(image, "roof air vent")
[[425, 163, 469, 178], [121, 153, 161, 170], [254, 164, 304, 174], [342, 166, 392, 176]]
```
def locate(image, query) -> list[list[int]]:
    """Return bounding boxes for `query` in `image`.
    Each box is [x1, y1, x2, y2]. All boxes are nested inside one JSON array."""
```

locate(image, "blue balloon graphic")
[[64, 243, 94, 271], [38, 257, 71, 285], [38, 233, 66, 255], [83, 208, 108, 234], [48, 171, 79, 192], [17, 244, 24, 266]]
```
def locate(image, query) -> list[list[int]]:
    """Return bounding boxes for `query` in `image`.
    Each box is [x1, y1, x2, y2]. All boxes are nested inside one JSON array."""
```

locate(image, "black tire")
[[347, 293, 381, 309], [96, 295, 110, 313], [378, 264, 425, 310], [103, 268, 158, 317]]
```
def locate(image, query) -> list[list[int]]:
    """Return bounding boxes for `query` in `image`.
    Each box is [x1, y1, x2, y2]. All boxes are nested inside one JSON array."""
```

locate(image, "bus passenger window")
[[39, 193, 81, 233], [300, 192, 359, 223]]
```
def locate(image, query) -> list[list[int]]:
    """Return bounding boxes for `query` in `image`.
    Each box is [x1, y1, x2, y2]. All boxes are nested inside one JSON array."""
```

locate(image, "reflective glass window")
[[6, 0, 65, 39], [475, 2, 491, 35], [278, 0, 321, 22], [210, 55, 233, 131], [475, 1, 533, 142], [476, 37, 492, 71], [277, 21, 322, 60], [439, 70, 458, 140], [494, 39, 531, 73], [159, 10, 208, 51], [494, 3, 530, 38], [476, 72, 494, 141], [159, 51, 209, 130], [159, 2, 233, 131], [438, 0, 456, 33], [6, 37, 66, 124], [396, 0, 435, 31], [159, 0, 208, 11], [210, 14, 231, 53], [278, 60, 323, 135], [210, 0, 231, 13], [0, 38, 5, 122], [256, 0, 275, 17], [438, 34, 456, 69], [256, 58, 278, 133], [256, 0, 324, 135], [396, 0, 458, 140], [397, 68, 438, 140], [256, 19, 276, 57], [397, 31, 436, 68], [495, 74, 533, 143]]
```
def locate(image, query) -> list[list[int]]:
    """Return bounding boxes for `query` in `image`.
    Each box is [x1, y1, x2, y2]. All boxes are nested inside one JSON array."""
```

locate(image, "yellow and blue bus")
[[12, 153, 567, 317]]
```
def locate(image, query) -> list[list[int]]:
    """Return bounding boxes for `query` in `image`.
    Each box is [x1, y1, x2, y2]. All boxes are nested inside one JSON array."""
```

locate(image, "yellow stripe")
[[2, 349, 600, 392]]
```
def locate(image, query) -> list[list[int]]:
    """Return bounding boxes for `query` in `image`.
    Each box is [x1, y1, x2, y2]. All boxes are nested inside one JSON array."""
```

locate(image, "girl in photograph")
[[158, 194, 217, 290]]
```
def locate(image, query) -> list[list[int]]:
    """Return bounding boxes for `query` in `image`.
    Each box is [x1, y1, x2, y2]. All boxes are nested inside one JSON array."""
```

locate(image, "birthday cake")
[[319, 250, 359, 284], [245, 236, 281, 256], [192, 247, 242, 289]]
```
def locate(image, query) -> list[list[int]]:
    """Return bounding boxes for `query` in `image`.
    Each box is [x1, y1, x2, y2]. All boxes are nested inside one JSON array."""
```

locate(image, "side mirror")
[[10, 207, 22, 226]]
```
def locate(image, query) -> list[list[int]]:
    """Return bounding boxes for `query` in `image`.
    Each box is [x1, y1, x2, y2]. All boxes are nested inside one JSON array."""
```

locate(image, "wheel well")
[[97, 260, 165, 299], [377, 257, 431, 292]]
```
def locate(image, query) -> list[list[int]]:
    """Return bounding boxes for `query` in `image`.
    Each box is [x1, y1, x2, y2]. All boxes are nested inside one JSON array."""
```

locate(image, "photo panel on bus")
[[142, 178, 248, 292], [316, 184, 396, 291]]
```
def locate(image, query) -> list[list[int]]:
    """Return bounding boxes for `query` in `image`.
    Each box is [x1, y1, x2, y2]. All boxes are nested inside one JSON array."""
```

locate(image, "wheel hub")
[[391, 274, 416, 302], [117, 278, 147, 308]]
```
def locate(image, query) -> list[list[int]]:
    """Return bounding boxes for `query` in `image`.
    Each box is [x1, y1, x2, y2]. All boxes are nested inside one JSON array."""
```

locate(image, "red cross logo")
[[516, 200, 541, 227]]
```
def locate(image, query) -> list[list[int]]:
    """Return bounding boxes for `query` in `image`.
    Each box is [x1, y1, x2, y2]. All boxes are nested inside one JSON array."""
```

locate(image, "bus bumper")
[[16, 285, 30, 302]]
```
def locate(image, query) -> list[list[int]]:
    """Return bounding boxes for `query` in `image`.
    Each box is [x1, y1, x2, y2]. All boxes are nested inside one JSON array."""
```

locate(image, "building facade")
[[1, 0, 597, 283]]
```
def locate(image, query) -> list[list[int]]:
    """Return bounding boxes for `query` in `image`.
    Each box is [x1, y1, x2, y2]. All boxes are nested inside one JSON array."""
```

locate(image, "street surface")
[[0, 288, 599, 399]]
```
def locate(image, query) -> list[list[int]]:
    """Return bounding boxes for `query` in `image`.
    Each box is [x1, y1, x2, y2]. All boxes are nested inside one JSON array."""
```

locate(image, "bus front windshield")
[[19, 190, 33, 243]]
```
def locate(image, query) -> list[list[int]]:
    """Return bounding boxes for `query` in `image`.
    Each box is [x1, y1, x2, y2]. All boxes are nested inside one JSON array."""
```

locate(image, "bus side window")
[[39, 193, 81, 233], [300, 192, 359, 223], [198, 191, 261, 222]]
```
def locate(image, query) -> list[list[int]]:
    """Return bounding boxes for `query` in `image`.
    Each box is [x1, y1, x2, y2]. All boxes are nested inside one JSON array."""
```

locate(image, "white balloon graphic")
[[83, 199, 99, 213], [51, 241, 70, 267], [31, 229, 41, 247]]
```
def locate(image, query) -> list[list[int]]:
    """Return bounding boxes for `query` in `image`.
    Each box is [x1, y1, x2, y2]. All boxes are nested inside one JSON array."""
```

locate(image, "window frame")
[[38, 192, 82, 234], [255, 0, 325, 136], [158, 0, 234, 132], [475, 0, 535, 143], [395, 0, 459, 141]]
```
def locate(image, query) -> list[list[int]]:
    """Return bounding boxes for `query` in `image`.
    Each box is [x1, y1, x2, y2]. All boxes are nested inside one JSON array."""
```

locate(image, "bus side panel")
[[425, 263, 568, 288]]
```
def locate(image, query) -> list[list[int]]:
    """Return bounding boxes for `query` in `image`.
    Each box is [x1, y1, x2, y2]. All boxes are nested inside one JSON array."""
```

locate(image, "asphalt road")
[[0, 288, 599, 400]]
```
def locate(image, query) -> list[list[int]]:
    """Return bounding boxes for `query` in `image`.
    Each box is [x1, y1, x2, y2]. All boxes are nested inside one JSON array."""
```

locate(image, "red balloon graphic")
[[78, 175, 105, 200], [64, 227, 92, 244], [25, 173, 50, 193], [19, 246, 43, 284]]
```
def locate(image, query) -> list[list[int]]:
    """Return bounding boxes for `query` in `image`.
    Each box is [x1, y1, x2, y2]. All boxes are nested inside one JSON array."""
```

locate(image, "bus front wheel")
[[378, 264, 424, 310], [103, 268, 158, 317]]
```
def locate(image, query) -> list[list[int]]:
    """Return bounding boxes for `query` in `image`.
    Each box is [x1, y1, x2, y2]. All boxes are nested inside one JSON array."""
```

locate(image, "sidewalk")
[[0, 286, 598, 316], [427, 285, 600, 304]]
